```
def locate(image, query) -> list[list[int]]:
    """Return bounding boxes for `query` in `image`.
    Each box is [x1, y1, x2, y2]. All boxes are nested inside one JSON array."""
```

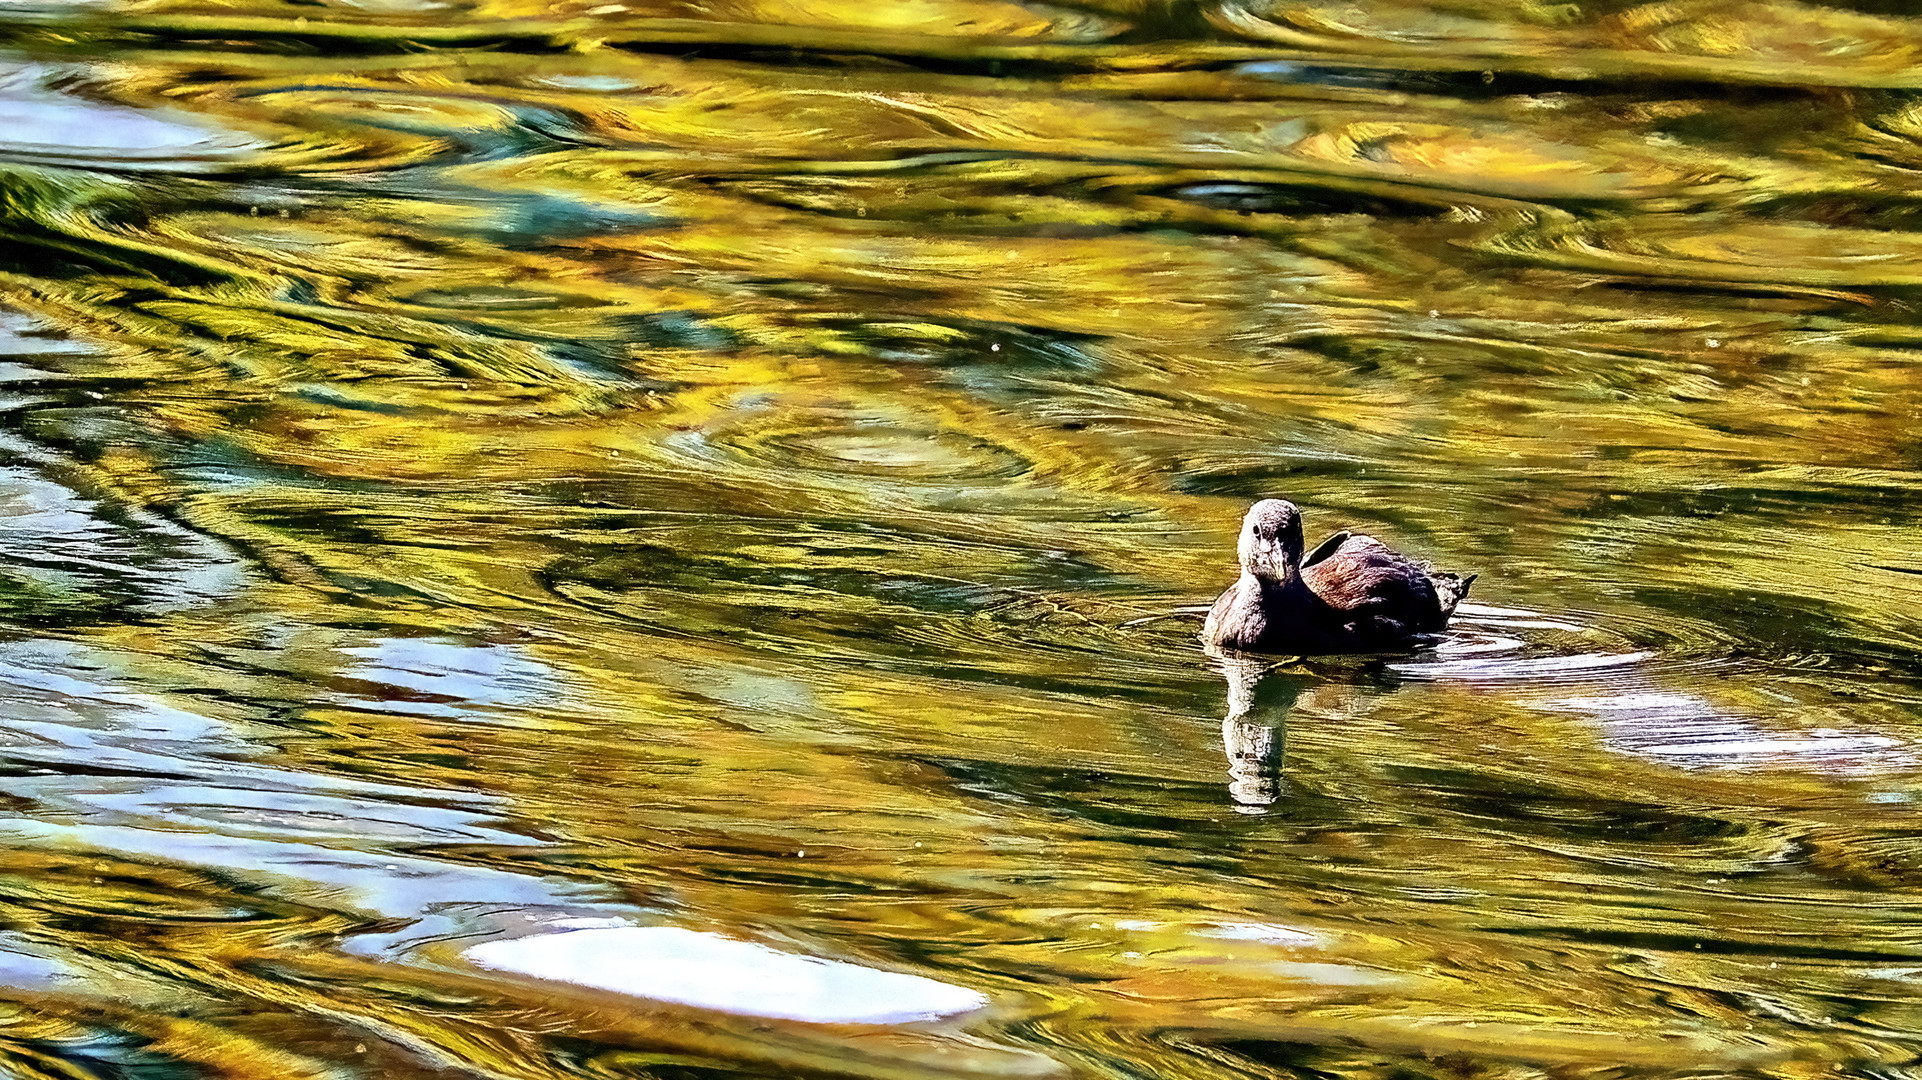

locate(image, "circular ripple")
[[764, 427, 1027, 481], [1392, 602, 1916, 772], [677, 406, 1031, 486], [1391, 600, 1747, 689]]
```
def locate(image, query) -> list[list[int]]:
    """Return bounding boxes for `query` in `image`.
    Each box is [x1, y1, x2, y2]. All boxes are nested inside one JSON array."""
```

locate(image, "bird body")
[[1203, 500, 1474, 655]]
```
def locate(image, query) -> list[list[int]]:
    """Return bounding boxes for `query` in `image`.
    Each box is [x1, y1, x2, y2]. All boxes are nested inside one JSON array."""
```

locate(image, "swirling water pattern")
[[1, 1, 1921, 1077]]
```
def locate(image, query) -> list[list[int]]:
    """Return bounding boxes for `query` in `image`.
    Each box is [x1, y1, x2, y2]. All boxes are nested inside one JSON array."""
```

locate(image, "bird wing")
[[1301, 531, 1351, 568], [1301, 535, 1432, 615]]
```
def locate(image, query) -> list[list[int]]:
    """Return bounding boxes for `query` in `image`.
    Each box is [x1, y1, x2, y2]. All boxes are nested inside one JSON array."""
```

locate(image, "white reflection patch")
[[340, 637, 559, 717], [463, 925, 988, 1025]]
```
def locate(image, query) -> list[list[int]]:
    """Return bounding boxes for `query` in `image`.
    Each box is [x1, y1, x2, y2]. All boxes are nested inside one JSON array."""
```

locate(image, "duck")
[[1202, 499, 1475, 655]]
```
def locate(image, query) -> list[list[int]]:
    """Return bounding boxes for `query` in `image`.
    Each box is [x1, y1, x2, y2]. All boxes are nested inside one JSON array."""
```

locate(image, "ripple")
[[1394, 601, 1739, 688], [1208, 0, 1922, 89], [1543, 694, 1912, 772], [0, 63, 264, 170], [1482, 219, 1922, 289], [880, 590, 1209, 693], [669, 404, 1032, 486], [0, 449, 248, 623], [540, 516, 1201, 697], [335, 637, 563, 719], [247, 88, 524, 138], [643, 0, 1125, 42], [764, 427, 1026, 480], [1397, 603, 1914, 773]]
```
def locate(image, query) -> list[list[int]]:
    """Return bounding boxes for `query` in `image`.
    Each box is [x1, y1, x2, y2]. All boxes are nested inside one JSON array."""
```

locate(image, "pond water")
[[2, 1, 1922, 1077]]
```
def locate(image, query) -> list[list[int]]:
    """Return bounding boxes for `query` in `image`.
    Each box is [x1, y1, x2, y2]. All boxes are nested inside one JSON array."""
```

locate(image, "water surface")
[[1, 1, 1922, 1077]]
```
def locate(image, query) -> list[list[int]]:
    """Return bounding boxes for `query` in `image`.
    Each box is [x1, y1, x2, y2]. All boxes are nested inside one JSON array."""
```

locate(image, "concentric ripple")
[[1395, 601, 1742, 687], [660, 400, 1034, 492], [757, 424, 1029, 482], [1397, 602, 1915, 773]]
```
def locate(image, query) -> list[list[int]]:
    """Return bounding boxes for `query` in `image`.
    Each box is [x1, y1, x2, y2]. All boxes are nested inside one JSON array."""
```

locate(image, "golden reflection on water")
[[2, 0, 1922, 1077]]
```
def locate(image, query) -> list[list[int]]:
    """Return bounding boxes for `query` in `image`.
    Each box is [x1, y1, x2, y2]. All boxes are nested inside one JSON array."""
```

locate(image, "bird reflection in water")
[[1210, 652, 1307, 812]]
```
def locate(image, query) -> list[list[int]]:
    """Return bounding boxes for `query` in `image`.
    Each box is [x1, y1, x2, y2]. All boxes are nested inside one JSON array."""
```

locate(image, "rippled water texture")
[[2, 1, 1922, 1077]]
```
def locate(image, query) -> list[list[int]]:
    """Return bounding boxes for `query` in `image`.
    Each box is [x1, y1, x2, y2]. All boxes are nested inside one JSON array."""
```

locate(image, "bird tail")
[[1432, 571, 1476, 619]]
